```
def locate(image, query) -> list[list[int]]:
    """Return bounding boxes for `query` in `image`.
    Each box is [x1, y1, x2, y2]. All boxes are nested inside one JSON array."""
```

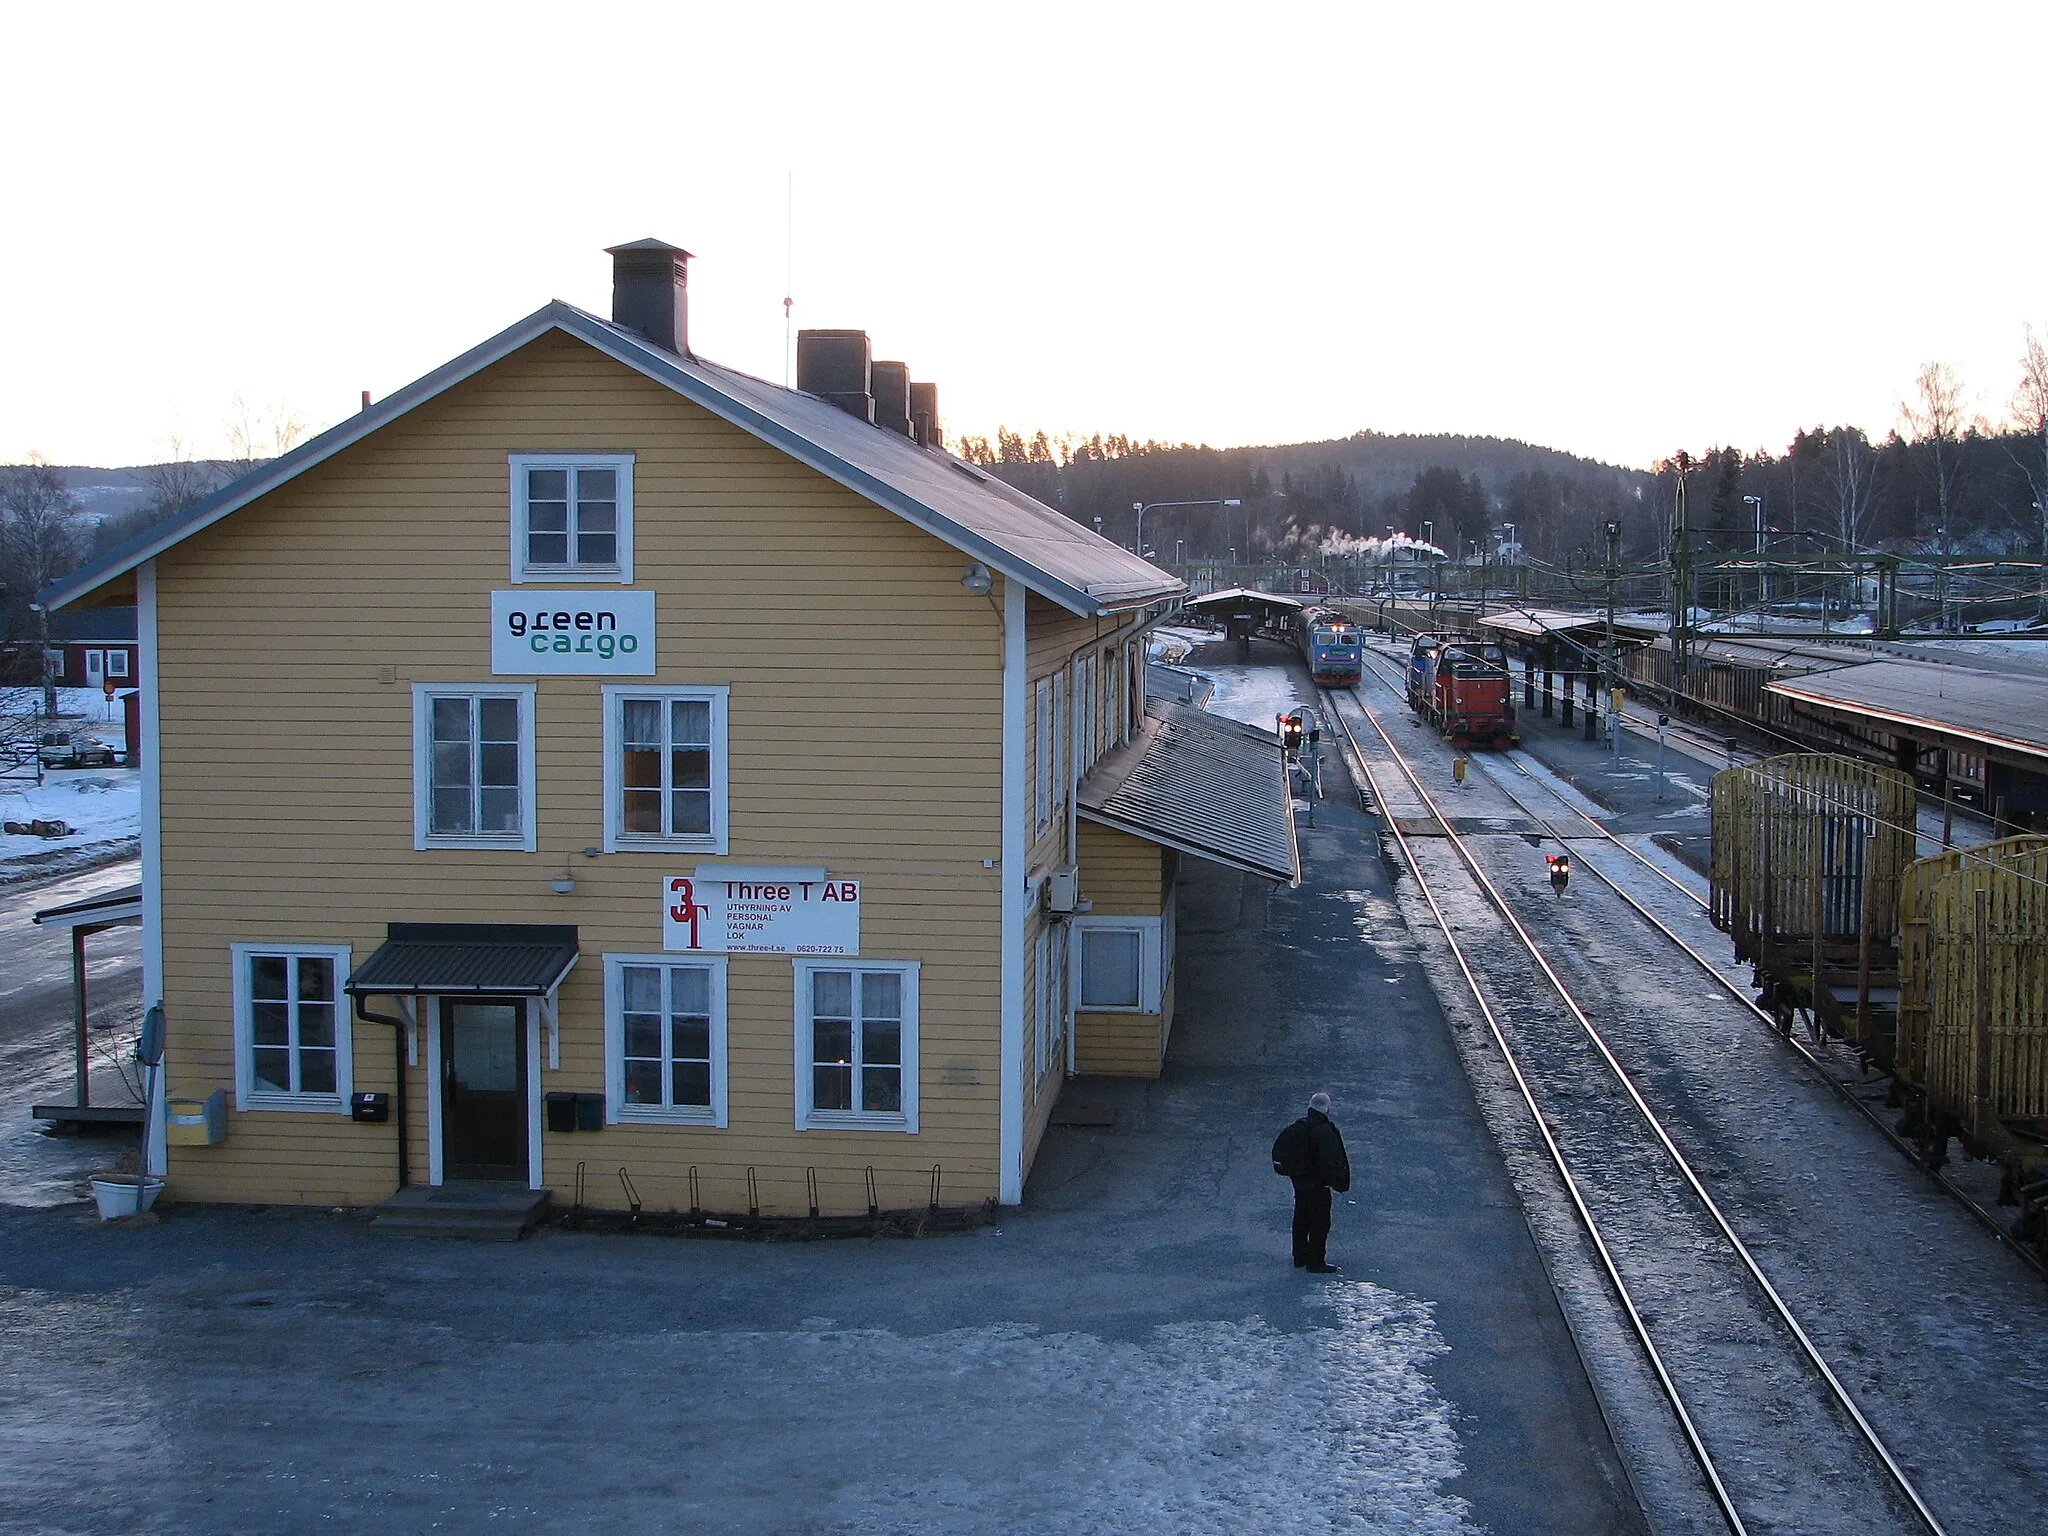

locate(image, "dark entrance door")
[[440, 1000, 528, 1182]]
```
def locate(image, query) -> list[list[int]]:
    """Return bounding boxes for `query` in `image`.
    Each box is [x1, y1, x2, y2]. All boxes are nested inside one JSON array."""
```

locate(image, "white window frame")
[[1034, 677, 1052, 834], [1049, 921, 1070, 1068], [1051, 672, 1068, 819], [793, 959, 920, 1134], [105, 648, 131, 679], [600, 685, 730, 855], [603, 953, 729, 1127], [508, 453, 635, 584], [411, 683, 538, 852], [1070, 915, 1163, 1014], [230, 942, 354, 1114]]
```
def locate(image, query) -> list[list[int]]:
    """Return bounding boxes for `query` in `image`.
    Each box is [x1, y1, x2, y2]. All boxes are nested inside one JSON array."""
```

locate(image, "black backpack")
[[1271, 1118, 1314, 1179]]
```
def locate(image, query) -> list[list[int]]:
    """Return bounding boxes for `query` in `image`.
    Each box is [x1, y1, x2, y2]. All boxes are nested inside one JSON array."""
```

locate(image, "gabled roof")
[[43, 302, 1183, 618], [1078, 699, 1299, 885]]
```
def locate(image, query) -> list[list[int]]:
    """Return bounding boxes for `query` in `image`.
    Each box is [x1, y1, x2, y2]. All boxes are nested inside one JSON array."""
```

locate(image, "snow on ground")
[[1489, 750, 1613, 821], [0, 771, 141, 867], [704, 1284, 1477, 1535]]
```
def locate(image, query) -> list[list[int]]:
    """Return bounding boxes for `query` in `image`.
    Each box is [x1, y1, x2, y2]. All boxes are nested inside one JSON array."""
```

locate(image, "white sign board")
[[491, 590, 656, 675], [664, 873, 860, 955]]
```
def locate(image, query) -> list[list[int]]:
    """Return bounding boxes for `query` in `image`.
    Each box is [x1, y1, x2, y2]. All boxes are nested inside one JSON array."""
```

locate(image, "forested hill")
[[1253, 430, 1645, 500]]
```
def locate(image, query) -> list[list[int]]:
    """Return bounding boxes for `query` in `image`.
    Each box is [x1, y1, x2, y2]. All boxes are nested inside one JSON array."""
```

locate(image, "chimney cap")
[[605, 237, 695, 258]]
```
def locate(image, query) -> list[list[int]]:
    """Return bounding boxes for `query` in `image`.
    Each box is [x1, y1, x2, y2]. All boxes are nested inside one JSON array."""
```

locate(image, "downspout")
[[351, 994, 410, 1193]]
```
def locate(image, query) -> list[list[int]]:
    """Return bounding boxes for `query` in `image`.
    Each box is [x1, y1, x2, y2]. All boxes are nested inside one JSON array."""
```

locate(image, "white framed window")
[[509, 453, 634, 583], [412, 684, 537, 851], [600, 686, 728, 854], [1035, 677, 1052, 834], [1051, 672, 1068, 818], [794, 960, 920, 1133], [105, 648, 131, 679], [1071, 915, 1163, 1014], [230, 943, 354, 1113], [603, 954, 728, 1126]]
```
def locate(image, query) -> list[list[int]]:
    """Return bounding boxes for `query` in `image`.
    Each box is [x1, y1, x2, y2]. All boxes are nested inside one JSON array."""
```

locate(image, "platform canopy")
[[1181, 588, 1307, 622], [1473, 608, 1660, 657], [1767, 660, 2048, 772], [346, 923, 580, 997], [1078, 700, 1299, 885]]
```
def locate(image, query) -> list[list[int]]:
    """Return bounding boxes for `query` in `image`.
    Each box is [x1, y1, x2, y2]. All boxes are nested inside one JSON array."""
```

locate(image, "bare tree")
[[1818, 426, 1883, 552], [222, 395, 309, 475], [2011, 326, 2048, 616], [1, 459, 80, 716], [141, 436, 226, 522], [1900, 361, 1974, 630]]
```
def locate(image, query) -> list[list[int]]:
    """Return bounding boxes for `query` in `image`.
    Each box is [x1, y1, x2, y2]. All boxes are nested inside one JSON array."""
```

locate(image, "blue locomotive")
[[1294, 605, 1363, 685]]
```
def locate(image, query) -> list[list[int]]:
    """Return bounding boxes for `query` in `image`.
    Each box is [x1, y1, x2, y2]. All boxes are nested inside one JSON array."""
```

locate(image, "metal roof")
[[345, 923, 579, 997], [1766, 660, 2048, 763], [1078, 700, 1300, 885], [1183, 588, 1308, 615], [32, 883, 144, 930], [43, 303, 1181, 620], [1474, 607, 1660, 648]]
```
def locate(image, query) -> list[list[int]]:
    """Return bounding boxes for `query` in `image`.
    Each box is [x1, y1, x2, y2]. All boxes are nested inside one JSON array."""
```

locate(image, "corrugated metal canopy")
[[1767, 660, 2048, 763], [1078, 700, 1299, 885], [345, 923, 579, 996], [1182, 588, 1308, 616], [1474, 608, 1660, 647]]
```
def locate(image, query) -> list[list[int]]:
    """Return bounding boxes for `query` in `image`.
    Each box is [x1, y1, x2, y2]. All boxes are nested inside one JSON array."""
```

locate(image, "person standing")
[[1272, 1091, 1351, 1274]]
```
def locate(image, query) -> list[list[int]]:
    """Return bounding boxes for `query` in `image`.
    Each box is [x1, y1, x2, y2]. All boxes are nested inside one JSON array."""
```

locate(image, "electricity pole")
[[1604, 519, 1621, 761]]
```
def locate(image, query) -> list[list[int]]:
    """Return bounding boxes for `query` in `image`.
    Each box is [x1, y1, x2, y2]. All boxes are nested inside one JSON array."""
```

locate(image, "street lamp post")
[[1743, 494, 1766, 616], [1133, 498, 1240, 564]]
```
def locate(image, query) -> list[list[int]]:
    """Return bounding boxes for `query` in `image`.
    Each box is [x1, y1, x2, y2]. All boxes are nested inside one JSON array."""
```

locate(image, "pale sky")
[[5, 2, 2044, 472]]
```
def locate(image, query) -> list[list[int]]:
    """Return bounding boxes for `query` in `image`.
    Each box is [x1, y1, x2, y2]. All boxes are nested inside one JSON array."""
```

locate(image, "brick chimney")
[[606, 238, 692, 357], [909, 382, 940, 449], [871, 361, 913, 437]]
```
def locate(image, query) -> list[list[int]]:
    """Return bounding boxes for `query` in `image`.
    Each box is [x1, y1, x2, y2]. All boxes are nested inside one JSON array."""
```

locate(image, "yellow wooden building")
[[46, 239, 1297, 1224]]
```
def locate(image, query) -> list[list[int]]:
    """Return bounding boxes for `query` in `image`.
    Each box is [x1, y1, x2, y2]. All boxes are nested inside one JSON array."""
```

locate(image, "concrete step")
[[370, 1183, 550, 1241]]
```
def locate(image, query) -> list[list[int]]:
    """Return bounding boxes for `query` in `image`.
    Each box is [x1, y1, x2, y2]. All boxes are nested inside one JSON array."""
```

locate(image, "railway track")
[[1323, 660, 1951, 1536]]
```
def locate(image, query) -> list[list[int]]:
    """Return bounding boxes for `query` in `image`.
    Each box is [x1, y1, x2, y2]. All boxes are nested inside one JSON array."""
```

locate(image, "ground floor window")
[[1036, 923, 1070, 1080], [794, 960, 919, 1132], [1071, 916, 1163, 1013], [603, 955, 728, 1126], [230, 943, 353, 1111]]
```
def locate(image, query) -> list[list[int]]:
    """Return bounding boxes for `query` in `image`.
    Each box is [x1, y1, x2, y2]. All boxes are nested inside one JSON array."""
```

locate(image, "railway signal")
[[1547, 853, 1571, 895]]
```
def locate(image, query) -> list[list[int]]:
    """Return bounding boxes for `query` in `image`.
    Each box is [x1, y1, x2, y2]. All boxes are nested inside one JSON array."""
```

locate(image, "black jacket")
[[1297, 1110, 1351, 1193]]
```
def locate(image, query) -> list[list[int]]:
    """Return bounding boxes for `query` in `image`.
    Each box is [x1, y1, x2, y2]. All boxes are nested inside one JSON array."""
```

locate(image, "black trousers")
[[1291, 1181, 1332, 1267]]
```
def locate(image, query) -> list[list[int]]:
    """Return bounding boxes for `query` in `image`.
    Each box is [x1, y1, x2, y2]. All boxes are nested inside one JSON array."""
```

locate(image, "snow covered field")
[[1, 687, 139, 873]]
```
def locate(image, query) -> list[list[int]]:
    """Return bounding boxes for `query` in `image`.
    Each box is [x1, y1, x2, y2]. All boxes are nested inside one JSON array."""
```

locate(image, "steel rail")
[[1437, 696, 2048, 1285], [1331, 673, 1951, 1536], [1320, 687, 1752, 1535]]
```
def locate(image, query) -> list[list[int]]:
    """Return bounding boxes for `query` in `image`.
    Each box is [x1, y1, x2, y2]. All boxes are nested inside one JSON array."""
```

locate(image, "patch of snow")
[[1490, 750, 1612, 821], [0, 767, 142, 863]]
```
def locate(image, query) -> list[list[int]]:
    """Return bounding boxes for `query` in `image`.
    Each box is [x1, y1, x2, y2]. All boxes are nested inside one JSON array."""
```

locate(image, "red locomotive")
[[1408, 635, 1517, 748]]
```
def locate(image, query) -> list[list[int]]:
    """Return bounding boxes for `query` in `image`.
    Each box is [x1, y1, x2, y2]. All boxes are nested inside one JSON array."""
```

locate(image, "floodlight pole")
[[1134, 499, 1241, 565]]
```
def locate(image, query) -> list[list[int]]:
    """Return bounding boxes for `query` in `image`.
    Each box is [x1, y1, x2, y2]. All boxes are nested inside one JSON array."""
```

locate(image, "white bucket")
[[90, 1175, 165, 1221]]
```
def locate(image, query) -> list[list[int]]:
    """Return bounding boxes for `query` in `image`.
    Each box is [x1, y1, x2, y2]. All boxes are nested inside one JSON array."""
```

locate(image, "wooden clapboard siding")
[[1074, 1011, 1163, 1077], [1079, 821, 1164, 915], [152, 329, 1008, 1215]]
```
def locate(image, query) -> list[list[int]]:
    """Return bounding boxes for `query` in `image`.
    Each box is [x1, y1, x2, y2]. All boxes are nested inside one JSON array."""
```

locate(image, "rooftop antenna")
[[782, 171, 794, 386]]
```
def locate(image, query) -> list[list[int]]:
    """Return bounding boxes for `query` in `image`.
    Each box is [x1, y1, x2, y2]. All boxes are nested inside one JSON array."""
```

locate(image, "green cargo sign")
[[490, 590, 656, 675]]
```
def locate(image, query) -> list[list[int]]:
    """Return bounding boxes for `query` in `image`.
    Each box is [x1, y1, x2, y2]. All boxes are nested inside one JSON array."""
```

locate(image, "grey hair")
[[1308, 1092, 1333, 1113]]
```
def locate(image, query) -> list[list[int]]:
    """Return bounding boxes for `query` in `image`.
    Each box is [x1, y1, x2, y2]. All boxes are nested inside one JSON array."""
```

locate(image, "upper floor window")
[[412, 684, 537, 852], [509, 454, 634, 583], [601, 686, 729, 854], [231, 943, 354, 1113]]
